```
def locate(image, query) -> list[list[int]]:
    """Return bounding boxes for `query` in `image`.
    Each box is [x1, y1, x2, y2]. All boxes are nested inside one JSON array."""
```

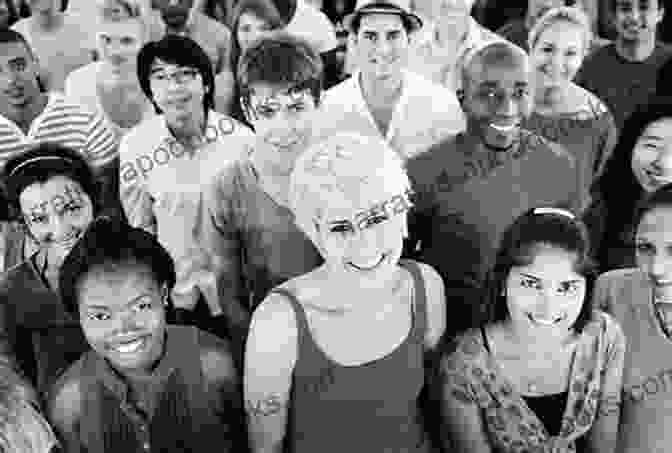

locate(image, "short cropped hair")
[[485, 207, 597, 333], [529, 6, 592, 54], [59, 217, 177, 316], [461, 41, 529, 91], [137, 35, 215, 114], [2, 143, 100, 222], [289, 132, 411, 246], [237, 32, 323, 111]]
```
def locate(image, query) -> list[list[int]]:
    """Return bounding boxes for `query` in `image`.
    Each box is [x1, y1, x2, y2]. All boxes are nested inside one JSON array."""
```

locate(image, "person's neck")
[[463, 124, 519, 155], [502, 320, 575, 355], [3, 93, 48, 132], [99, 67, 142, 91], [435, 17, 469, 49], [250, 147, 292, 206], [534, 83, 568, 114], [30, 10, 63, 30], [359, 72, 403, 109], [616, 36, 657, 62], [167, 110, 206, 145]]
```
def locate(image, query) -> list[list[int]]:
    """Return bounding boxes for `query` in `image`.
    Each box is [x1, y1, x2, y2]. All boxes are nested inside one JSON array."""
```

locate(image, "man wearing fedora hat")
[[316, 0, 466, 161]]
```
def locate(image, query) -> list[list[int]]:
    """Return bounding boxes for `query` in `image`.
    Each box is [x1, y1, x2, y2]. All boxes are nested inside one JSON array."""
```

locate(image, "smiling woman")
[[0, 143, 99, 397], [440, 207, 624, 453], [244, 131, 447, 453]]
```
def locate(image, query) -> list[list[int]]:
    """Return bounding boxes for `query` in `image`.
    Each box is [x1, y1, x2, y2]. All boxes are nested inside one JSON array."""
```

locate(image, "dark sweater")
[[48, 325, 243, 453], [404, 130, 580, 337]]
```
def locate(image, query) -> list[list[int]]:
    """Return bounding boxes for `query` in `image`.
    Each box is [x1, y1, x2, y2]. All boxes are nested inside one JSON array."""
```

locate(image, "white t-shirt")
[[64, 62, 155, 140], [119, 111, 254, 314], [318, 70, 466, 161], [284, 0, 338, 53], [12, 15, 94, 92]]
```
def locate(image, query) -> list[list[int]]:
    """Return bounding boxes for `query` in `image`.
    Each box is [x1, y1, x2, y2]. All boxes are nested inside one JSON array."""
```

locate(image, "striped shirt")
[[0, 92, 118, 172]]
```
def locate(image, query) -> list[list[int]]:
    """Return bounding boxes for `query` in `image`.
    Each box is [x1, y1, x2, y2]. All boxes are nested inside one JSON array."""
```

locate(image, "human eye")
[[255, 105, 276, 118], [151, 71, 168, 81], [120, 36, 136, 46], [86, 311, 111, 321], [27, 213, 48, 225], [363, 32, 377, 42], [288, 102, 306, 113], [65, 203, 83, 214], [514, 87, 530, 99], [520, 277, 541, 289], [558, 281, 580, 295], [365, 214, 390, 228], [636, 241, 655, 255], [541, 45, 554, 53], [329, 223, 354, 234], [99, 34, 112, 45], [10, 59, 26, 72]]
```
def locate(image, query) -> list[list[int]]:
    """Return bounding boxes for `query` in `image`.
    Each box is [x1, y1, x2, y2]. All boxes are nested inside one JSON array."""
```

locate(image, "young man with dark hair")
[[120, 34, 253, 340], [0, 29, 119, 270], [198, 33, 325, 358], [319, 0, 466, 161], [404, 41, 582, 338], [575, 0, 672, 129], [48, 217, 243, 453]]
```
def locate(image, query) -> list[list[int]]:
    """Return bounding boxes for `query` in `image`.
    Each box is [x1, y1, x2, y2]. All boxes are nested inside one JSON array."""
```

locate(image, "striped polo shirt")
[[0, 92, 118, 172]]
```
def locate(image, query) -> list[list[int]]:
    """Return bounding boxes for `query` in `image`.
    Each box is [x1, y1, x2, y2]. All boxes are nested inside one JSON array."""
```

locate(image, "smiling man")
[[119, 35, 253, 341], [318, 0, 465, 161], [575, 0, 672, 130], [404, 41, 583, 338]]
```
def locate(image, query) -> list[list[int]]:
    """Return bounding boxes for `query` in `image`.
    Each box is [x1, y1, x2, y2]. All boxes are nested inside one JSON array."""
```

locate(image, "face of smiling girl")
[[505, 244, 586, 335], [315, 190, 411, 289]]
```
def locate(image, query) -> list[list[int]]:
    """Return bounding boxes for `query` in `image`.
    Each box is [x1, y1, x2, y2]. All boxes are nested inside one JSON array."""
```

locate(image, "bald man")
[[403, 41, 583, 338]]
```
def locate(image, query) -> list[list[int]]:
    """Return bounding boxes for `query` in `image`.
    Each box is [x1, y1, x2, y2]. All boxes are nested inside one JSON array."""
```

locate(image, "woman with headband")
[[0, 142, 99, 398], [440, 207, 624, 452], [244, 132, 446, 453]]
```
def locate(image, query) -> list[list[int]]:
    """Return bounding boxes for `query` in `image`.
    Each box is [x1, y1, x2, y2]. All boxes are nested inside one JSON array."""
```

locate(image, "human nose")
[[652, 150, 672, 174], [495, 93, 517, 116], [49, 215, 72, 239]]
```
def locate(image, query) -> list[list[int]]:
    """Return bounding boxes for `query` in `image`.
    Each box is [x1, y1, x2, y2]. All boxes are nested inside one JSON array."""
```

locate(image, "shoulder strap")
[[399, 259, 428, 343]]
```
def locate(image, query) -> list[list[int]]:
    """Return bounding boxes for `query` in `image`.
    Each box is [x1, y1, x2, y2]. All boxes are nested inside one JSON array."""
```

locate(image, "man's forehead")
[[150, 59, 185, 71], [249, 83, 313, 102], [471, 65, 530, 86]]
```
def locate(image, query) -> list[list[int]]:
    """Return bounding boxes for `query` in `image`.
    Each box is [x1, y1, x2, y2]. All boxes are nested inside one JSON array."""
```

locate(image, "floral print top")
[[441, 311, 625, 452]]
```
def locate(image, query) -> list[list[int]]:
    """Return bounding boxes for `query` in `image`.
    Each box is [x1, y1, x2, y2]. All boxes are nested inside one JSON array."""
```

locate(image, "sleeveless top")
[[274, 259, 432, 453]]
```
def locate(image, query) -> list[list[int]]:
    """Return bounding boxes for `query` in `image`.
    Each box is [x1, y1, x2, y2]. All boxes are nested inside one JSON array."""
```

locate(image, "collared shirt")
[[409, 16, 505, 93], [0, 92, 118, 172], [318, 70, 466, 161], [48, 325, 241, 453], [150, 9, 232, 74], [119, 111, 253, 314]]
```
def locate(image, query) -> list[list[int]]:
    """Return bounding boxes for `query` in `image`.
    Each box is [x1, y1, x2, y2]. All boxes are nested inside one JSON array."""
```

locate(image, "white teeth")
[[350, 254, 386, 271], [490, 123, 516, 132], [528, 313, 564, 326], [113, 338, 144, 354]]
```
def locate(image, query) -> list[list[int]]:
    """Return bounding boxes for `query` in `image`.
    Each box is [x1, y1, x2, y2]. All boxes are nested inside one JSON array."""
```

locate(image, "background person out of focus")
[[11, 0, 93, 92], [575, 0, 672, 130], [523, 6, 617, 212], [64, 0, 155, 140]]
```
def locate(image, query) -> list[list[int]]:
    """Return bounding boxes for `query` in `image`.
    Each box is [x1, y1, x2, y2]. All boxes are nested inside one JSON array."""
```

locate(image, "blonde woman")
[[523, 6, 618, 211], [244, 132, 446, 453], [64, 0, 156, 139]]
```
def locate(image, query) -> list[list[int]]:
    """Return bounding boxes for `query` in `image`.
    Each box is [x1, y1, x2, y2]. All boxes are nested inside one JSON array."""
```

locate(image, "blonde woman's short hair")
[[528, 6, 592, 54], [289, 132, 411, 244]]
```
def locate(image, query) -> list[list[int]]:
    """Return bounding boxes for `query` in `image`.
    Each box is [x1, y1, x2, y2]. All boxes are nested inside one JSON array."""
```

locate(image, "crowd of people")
[[0, 0, 670, 451]]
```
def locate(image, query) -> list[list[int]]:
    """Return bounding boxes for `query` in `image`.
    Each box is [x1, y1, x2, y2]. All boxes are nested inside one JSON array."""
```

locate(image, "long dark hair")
[[592, 97, 672, 260]]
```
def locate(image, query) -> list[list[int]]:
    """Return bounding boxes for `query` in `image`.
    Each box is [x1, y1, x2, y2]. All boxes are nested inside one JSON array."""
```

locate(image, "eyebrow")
[[84, 293, 153, 310], [519, 272, 581, 283]]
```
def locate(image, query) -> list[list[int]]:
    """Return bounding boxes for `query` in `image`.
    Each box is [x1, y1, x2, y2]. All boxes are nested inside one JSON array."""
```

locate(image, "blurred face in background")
[[614, 0, 664, 44], [28, 0, 61, 15], [98, 19, 146, 78], [237, 10, 276, 53], [151, 0, 194, 29], [530, 19, 586, 91], [631, 118, 672, 192]]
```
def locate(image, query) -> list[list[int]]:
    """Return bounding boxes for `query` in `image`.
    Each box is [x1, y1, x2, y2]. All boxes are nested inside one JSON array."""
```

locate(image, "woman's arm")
[[245, 293, 298, 453], [584, 316, 625, 453], [437, 354, 494, 453]]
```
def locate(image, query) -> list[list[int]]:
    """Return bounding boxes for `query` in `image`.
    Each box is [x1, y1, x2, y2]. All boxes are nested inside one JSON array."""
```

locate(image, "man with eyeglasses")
[[119, 34, 253, 341], [403, 41, 582, 338]]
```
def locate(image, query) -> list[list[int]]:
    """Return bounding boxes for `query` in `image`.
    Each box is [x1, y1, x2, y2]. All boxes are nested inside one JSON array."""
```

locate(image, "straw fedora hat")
[[343, 0, 422, 33]]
